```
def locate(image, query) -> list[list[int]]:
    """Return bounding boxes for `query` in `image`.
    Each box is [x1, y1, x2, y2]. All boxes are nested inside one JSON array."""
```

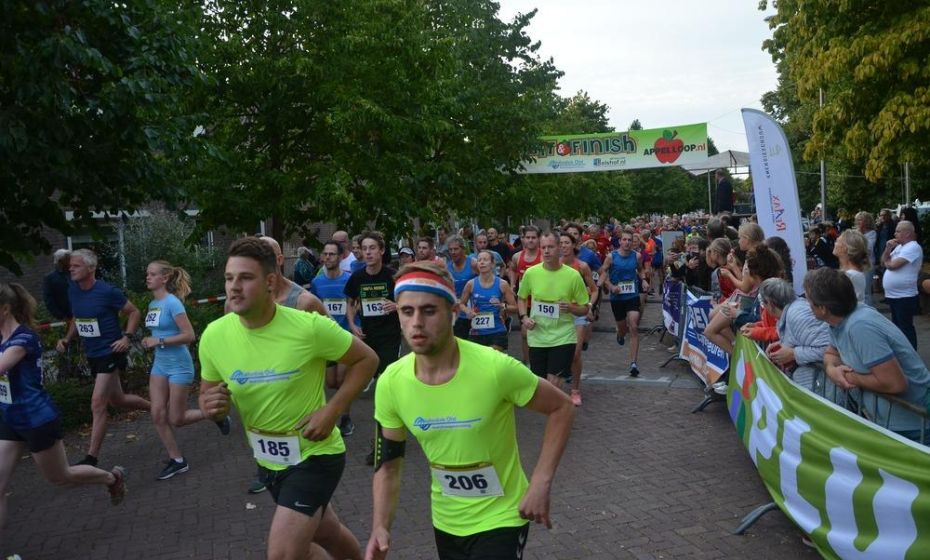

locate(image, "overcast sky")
[[497, 0, 779, 152]]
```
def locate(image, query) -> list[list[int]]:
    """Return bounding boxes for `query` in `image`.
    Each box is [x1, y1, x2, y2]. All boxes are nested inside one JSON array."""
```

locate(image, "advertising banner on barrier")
[[741, 109, 807, 294], [662, 278, 683, 338], [729, 336, 930, 559], [678, 289, 729, 385], [520, 123, 708, 174]]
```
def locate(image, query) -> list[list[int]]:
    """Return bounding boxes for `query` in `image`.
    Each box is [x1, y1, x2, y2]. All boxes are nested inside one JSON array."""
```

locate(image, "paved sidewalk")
[[0, 297, 885, 559]]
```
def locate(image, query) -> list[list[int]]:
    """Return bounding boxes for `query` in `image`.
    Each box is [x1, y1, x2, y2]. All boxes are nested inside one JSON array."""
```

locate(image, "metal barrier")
[[809, 369, 929, 445]]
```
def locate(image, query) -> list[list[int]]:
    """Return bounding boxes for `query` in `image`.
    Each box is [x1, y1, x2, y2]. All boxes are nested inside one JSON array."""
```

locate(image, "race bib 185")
[[247, 430, 300, 466]]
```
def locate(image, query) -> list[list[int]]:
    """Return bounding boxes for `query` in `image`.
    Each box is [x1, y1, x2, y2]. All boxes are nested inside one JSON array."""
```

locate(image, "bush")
[[123, 206, 224, 297], [46, 380, 94, 431]]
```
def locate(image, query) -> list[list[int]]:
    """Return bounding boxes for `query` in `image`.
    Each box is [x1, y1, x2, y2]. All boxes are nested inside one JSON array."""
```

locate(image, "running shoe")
[[629, 363, 640, 378], [157, 459, 190, 480], [338, 415, 355, 437], [713, 384, 728, 395], [712, 381, 727, 390], [247, 478, 267, 494], [570, 390, 582, 407], [108, 466, 127, 505], [74, 454, 98, 467], [616, 333, 625, 346], [216, 415, 232, 436]]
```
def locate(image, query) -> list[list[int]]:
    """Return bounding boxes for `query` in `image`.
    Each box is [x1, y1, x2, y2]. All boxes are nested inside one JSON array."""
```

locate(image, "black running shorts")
[[258, 452, 345, 518], [434, 523, 529, 560], [610, 298, 641, 321], [0, 417, 62, 453], [469, 333, 509, 350], [87, 352, 128, 375], [528, 344, 575, 380]]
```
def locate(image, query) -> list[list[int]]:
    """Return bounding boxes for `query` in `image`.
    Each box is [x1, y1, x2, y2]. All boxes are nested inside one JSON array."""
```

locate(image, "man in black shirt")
[[43, 249, 72, 320], [714, 169, 734, 215], [486, 227, 513, 262], [344, 230, 402, 466]]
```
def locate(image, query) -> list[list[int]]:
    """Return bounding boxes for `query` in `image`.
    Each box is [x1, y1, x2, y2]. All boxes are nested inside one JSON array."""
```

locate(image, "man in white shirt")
[[332, 230, 357, 273], [881, 220, 923, 349]]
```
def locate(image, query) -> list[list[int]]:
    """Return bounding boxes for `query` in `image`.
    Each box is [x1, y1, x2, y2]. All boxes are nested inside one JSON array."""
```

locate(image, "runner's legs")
[[0, 440, 23, 531]]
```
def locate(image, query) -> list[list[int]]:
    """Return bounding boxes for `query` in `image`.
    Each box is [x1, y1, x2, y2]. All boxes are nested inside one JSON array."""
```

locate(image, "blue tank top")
[[468, 276, 506, 335], [146, 293, 195, 375], [448, 256, 477, 319], [310, 271, 354, 331], [608, 250, 640, 301], [0, 325, 59, 430]]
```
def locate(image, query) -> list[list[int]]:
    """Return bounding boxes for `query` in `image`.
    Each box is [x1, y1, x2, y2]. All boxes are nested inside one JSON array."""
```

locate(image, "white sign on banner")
[[741, 109, 807, 294]]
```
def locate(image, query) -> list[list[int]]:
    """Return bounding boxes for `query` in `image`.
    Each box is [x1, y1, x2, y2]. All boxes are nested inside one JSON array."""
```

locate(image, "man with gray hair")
[[43, 249, 72, 320], [445, 234, 478, 339], [56, 249, 150, 466], [805, 267, 930, 440], [880, 220, 923, 349]]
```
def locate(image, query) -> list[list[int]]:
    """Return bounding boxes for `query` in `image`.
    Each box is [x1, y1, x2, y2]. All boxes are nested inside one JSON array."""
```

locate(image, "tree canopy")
[[0, 0, 204, 272], [4, 2, 727, 274], [760, 0, 930, 213], [188, 0, 562, 242]]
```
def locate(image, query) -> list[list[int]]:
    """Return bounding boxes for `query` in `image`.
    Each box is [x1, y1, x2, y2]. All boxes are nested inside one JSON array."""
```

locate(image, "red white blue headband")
[[394, 270, 457, 304]]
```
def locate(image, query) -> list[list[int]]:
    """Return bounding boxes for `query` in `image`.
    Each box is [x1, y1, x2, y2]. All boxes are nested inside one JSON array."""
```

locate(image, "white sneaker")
[[713, 384, 728, 395]]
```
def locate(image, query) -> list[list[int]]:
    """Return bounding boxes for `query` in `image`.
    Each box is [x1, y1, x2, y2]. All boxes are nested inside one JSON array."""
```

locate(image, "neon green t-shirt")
[[199, 305, 352, 470], [517, 263, 589, 347], [374, 338, 540, 536]]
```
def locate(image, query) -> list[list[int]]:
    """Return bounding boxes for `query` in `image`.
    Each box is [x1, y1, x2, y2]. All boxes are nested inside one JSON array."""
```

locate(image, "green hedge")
[[46, 380, 94, 431]]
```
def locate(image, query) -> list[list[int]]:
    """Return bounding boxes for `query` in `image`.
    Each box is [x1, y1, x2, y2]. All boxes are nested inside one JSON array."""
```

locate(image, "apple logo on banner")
[[653, 130, 684, 164]]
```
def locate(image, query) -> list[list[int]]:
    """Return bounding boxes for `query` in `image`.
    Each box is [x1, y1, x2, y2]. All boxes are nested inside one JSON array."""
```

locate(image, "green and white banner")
[[729, 336, 930, 559], [520, 123, 707, 174]]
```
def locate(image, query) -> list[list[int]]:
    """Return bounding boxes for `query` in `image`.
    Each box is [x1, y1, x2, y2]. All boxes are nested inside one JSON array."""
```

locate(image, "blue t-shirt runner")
[[68, 279, 128, 358], [448, 256, 477, 320], [311, 270, 354, 331]]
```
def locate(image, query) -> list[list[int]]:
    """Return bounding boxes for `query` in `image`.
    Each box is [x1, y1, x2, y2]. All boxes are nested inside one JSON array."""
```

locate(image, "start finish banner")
[[520, 123, 708, 174], [729, 336, 930, 559]]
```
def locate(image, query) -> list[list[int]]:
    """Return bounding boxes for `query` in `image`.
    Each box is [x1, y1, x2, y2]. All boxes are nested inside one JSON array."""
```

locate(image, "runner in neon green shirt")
[[199, 237, 378, 560], [517, 231, 590, 390], [365, 262, 575, 560]]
